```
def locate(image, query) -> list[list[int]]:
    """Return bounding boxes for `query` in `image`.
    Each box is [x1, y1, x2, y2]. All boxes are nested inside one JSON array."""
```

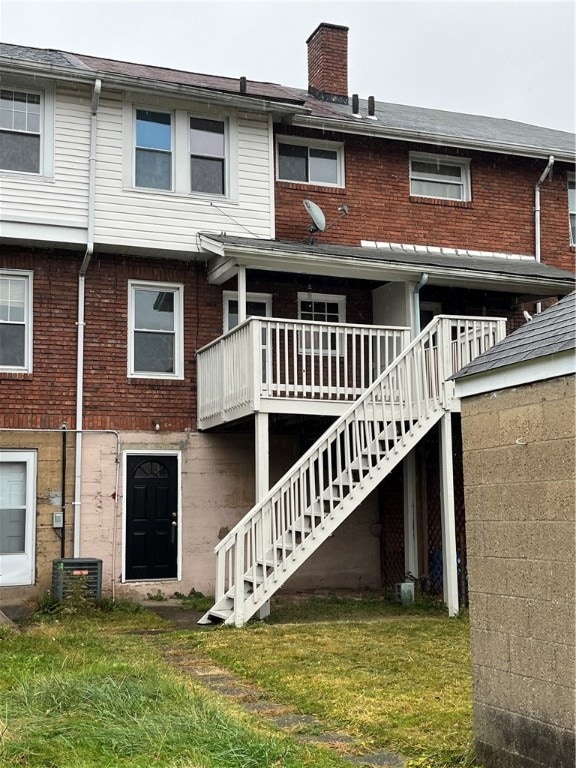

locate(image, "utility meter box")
[[52, 558, 103, 601]]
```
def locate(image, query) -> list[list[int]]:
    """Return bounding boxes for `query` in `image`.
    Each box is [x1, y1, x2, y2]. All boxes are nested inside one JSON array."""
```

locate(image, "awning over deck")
[[199, 234, 575, 296]]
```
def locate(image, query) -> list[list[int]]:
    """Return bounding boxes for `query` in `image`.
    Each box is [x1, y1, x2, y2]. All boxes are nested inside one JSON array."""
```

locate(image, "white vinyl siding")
[[94, 92, 273, 249], [0, 270, 32, 372], [410, 152, 471, 201], [0, 82, 90, 234], [0, 451, 36, 586]]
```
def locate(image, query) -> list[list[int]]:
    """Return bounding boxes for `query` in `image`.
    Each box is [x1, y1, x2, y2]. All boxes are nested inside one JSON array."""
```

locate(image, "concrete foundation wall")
[[461, 375, 575, 768], [78, 430, 382, 601], [0, 431, 75, 606]]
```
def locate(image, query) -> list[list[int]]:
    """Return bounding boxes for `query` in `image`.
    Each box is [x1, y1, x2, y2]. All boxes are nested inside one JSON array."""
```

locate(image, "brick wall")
[[461, 375, 575, 768], [275, 129, 575, 272]]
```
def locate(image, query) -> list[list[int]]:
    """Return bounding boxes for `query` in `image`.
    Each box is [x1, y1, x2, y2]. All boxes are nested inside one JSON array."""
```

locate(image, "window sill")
[[277, 181, 346, 195], [0, 171, 54, 183], [128, 376, 185, 386], [125, 186, 238, 204], [409, 196, 472, 209], [0, 371, 33, 379]]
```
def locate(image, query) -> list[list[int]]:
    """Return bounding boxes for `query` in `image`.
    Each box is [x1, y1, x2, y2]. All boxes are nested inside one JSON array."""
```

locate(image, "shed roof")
[[454, 291, 576, 380]]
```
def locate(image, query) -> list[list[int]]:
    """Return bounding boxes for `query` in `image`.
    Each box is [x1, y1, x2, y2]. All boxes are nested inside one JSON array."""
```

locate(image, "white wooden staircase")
[[199, 316, 506, 627]]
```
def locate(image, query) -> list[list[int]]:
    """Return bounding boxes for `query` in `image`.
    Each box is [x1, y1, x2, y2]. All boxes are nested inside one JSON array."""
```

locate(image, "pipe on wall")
[[73, 78, 101, 558], [412, 272, 429, 336], [534, 155, 554, 264]]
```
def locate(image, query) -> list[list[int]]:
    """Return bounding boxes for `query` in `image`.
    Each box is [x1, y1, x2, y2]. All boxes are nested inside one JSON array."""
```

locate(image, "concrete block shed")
[[454, 292, 575, 768]]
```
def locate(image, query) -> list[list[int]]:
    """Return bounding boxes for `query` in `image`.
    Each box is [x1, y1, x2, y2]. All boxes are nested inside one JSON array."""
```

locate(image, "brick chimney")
[[306, 22, 349, 104]]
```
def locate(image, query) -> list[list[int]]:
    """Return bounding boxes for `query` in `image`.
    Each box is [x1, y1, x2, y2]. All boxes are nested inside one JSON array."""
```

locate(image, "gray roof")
[[1, 41, 574, 158], [202, 234, 576, 286], [295, 94, 576, 159], [454, 291, 576, 379]]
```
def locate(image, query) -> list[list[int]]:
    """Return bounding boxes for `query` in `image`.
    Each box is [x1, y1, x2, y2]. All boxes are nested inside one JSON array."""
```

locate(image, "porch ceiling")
[[199, 234, 575, 296]]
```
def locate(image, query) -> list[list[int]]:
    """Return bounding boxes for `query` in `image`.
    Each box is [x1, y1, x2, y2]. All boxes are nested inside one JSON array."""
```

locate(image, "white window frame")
[[409, 152, 471, 202], [128, 280, 184, 379], [223, 291, 273, 333], [133, 106, 174, 192], [298, 292, 346, 355], [568, 172, 575, 246], [276, 136, 345, 187], [189, 114, 229, 197], [0, 269, 33, 373], [0, 450, 37, 587], [123, 99, 238, 201], [0, 79, 54, 178]]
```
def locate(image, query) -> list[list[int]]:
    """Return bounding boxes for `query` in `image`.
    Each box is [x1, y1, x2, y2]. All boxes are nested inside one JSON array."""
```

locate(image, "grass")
[[0, 594, 477, 768], [0, 605, 351, 768], [172, 595, 475, 768]]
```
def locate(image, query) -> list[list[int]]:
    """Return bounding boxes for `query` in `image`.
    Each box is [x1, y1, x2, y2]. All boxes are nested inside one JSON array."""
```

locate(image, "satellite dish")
[[303, 199, 326, 233]]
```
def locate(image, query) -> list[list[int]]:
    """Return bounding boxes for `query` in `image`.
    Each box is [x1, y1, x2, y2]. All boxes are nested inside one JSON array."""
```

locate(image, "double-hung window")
[[0, 89, 42, 173], [190, 117, 226, 195], [410, 153, 471, 201], [298, 292, 345, 354], [0, 271, 32, 372], [135, 109, 172, 190], [128, 281, 183, 378], [277, 139, 343, 186], [569, 173, 575, 245]]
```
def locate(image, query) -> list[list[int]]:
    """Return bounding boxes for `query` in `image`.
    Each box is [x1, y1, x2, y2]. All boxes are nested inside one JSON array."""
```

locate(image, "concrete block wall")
[[461, 375, 575, 768]]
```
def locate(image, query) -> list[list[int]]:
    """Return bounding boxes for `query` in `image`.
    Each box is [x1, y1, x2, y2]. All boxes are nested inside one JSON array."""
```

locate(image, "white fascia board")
[[204, 243, 575, 294], [289, 115, 576, 163], [454, 351, 576, 399], [0, 219, 87, 246]]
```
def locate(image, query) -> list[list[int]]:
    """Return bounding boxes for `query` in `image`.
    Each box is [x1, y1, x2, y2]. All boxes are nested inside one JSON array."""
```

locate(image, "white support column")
[[255, 412, 269, 502], [255, 412, 270, 619], [439, 412, 459, 616], [238, 265, 247, 323], [403, 452, 419, 579]]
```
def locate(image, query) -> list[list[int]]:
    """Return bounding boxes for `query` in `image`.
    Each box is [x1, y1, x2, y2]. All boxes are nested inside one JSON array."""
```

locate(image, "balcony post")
[[439, 412, 459, 616], [255, 411, 271, 619], [238, 265, 247, 323]]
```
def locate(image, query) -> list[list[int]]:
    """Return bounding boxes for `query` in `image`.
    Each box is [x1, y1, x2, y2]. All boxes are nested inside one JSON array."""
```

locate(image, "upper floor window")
[[190, 117, 226, 195], [410, 153, 471, 201], [128, 281, 183, 379], [569, 173, 575, 245], [135, 109, 172, 191], [0, 271, 32, 373], [0, 89, 42, 174], [277, 138, 344, 187]]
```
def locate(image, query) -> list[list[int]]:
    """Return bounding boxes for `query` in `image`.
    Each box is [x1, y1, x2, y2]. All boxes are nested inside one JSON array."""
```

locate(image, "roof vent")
[[367, 96, 377, 120], [352, 93, 361, 117], [240, 76, 247, 94]]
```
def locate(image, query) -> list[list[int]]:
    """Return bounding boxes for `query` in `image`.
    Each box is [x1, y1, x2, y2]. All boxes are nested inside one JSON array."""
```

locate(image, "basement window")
[[410, 152, 471, 201], [277, 138, 344, 186]]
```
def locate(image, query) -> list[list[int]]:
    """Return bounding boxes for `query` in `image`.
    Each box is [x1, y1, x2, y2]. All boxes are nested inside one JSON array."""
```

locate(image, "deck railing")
[[202, 315, 506, 626], [197, 319, 411, 427]]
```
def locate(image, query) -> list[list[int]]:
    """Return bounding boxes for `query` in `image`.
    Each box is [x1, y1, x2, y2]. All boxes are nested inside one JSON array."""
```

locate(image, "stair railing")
[[212, 316, 506, 625]]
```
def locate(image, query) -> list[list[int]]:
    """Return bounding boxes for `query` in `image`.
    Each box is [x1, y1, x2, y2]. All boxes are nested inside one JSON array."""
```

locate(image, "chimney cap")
[[306, 22, 349, 44]]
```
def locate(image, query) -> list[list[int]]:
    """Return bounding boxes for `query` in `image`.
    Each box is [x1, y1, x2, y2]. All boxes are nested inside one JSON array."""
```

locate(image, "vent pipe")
[[240, 76, 247, 94]]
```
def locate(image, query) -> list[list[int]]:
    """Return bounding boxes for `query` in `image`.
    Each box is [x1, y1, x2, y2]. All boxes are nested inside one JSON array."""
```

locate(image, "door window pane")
[[0, 462, 26, 554]]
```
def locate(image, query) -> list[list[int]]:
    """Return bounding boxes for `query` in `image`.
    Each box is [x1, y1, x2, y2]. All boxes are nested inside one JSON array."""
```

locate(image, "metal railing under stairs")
[[199, 316, 506, 627]]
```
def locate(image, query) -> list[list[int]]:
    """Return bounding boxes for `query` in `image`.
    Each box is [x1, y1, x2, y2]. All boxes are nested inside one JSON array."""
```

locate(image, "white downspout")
[[73, 78, 101, 557], [535, 155, 554, 264]]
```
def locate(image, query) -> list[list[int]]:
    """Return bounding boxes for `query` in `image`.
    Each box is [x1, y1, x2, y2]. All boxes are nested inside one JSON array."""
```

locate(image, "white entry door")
[[0, 451, 36, 586]]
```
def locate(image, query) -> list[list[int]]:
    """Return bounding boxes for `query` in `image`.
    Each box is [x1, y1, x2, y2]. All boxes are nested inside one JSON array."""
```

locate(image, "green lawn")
[[0, 596, 477, 768], [175, 597, 475, 767], [0, 606, 348, 768]]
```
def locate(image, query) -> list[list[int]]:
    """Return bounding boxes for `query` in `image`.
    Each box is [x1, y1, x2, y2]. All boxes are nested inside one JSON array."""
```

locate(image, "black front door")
[[126, 455, 178, 581]]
